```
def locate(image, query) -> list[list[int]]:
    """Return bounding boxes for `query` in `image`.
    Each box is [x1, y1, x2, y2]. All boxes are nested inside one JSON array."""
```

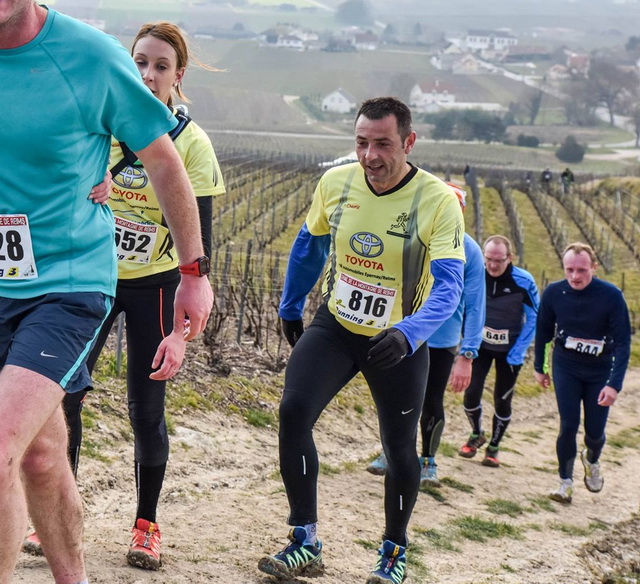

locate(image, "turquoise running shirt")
[[0, 8, 176, 298]]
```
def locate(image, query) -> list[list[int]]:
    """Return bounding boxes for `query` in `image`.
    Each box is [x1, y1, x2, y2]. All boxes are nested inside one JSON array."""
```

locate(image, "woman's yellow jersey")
[[108, 114, 225, 279]]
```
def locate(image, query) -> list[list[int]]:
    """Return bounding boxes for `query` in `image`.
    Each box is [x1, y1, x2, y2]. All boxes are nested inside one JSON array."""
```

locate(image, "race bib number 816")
[[334, 273, 396, 329]]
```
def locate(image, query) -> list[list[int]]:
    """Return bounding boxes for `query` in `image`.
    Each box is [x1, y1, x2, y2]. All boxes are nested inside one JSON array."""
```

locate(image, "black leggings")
[[463, 348, 521, 448], [63, 276, 178, 470], [420, 347, 456, 458], [279, 304, 428, 546]]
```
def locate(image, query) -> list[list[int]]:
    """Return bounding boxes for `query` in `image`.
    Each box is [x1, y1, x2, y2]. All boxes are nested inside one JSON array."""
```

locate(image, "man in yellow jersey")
[[258, 97, 465, 584]]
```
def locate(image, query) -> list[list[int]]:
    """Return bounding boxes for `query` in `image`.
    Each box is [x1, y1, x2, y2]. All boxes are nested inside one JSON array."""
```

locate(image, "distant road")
[[205, 128, 353, 140], [306, 0, 334, 11]]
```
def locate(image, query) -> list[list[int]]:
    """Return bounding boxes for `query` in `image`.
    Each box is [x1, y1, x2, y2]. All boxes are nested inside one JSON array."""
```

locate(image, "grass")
[[420, 483, 446, 502], [166, 385, 216, 411], [80, 438, 112, 463], [484, 498, 525, 518], [548, 522, 594, 537], [405, 541, 431, 581], [440, 477, 474, 493], [244, 408, 276, 428], [413, 527, 461, 553], [438, 440, 460, 458], [521, 430, 542, 439], [607, 426, 640, 450], [318, 462, 340, 475], [92, 349, 126, 381], [450, 515, 523, 541], [354, 539, 378, 551], [528, 496, 558, 513]]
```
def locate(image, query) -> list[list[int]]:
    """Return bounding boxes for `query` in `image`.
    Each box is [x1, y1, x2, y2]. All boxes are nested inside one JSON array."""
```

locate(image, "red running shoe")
[[126, 518, 162, 570], [23, 532, 43, 556], [458, 433, 486, 458]]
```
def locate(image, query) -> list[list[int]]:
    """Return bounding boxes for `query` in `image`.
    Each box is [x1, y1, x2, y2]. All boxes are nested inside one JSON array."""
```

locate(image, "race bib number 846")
[[483, 326, 509, 345]]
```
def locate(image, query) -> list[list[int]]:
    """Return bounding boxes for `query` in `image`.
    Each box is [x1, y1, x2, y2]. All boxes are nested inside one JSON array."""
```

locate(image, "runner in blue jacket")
[[460, 235, 539, 467], [366, 184, 486, 487]]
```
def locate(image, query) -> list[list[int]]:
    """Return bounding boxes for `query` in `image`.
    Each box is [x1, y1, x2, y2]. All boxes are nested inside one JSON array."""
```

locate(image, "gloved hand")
[[281, 318, 304, 348], [367, 328, 409, 369]]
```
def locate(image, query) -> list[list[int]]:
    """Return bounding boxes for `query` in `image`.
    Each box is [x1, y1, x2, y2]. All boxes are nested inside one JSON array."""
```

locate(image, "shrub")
[[555, 135, 586, 163], [517, 134, 540, 148]]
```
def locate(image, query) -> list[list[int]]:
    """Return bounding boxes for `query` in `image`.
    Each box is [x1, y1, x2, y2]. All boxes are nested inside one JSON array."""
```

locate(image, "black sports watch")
[[462, 350, 476, 360], [178, 255, 210, 277]]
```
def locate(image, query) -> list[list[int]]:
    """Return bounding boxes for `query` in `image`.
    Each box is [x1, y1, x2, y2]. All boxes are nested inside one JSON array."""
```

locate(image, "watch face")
[[199, 256, 211, 275], [463, 351, 474, 359]]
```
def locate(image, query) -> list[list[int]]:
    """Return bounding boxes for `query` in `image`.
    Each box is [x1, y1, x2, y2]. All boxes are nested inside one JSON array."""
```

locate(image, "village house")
[[465, 29, 518, 52], [409, 80, 456, 112], [276, 34, 304, 50], [321, 88, 358, 114], [352, 32, 379, 51], [431, 52, 482, 74], [566, 52, 590, 77]]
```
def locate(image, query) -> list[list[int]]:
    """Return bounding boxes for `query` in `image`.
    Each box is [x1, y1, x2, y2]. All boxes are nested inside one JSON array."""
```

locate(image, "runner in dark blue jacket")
[[460, 235, 539, 467], [534, 242, 631, 504]]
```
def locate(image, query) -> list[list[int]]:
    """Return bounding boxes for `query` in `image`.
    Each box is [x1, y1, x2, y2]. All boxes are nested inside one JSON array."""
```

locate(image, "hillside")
[[15, 338, 640, 584]]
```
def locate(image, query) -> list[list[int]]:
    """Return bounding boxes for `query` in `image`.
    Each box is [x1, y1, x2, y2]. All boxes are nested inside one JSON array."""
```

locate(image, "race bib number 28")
[[0, 214, 38, 279]]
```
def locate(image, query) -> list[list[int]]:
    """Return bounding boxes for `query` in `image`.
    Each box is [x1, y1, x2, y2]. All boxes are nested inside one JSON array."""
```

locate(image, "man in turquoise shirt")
[[0, 2, 213, 582]]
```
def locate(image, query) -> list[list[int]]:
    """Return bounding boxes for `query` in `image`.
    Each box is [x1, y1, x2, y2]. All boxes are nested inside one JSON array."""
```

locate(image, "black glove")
[[281, 318, 304, 348], [367, 328, 410, 369]]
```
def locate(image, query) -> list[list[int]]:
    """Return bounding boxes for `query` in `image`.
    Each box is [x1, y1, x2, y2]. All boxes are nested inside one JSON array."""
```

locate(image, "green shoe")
[[257, 527, 324, 580]]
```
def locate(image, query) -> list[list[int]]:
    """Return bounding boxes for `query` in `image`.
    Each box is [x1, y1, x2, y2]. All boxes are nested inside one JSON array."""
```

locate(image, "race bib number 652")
[[0, 214, 38, 279], [114, 217, 158, 264]]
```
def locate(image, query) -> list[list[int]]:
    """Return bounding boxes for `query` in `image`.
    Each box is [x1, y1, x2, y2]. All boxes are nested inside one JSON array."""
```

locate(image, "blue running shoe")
[[420, 461, 440, 487], [366, 452, 388, 476], [366, 540, 407, 584], [258, 526, 324, 580]]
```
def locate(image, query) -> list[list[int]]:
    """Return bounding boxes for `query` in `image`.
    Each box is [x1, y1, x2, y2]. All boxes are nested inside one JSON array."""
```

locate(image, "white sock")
[[303, 523, 317, 546]]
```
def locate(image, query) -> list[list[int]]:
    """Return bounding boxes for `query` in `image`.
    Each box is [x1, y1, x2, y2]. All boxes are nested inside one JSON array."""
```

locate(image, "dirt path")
[[15, 369, 640, 584]]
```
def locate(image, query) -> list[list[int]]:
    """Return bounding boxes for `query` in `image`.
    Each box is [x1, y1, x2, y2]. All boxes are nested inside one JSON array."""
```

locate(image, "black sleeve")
[[197, 196, 213, 260]]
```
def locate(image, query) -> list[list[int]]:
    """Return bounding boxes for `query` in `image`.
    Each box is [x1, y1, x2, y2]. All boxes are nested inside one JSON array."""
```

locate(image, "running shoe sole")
[[23, 538, 44, 557], [481, 456, 500, 468], [548, 492, 572, 504], [258, 555, 324, 579], [366, 574, 407, 584], [421, 476, 441, 488], [127, 549, 161, 570]]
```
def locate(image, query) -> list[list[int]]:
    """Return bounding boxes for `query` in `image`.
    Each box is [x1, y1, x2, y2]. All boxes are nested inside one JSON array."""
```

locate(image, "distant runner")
[[534, 243, 630, 504]]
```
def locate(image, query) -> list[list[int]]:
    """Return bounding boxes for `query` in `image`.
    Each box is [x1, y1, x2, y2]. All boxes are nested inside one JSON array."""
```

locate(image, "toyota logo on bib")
[[350, 232, 383, 258], [114, 166, 148, 190]]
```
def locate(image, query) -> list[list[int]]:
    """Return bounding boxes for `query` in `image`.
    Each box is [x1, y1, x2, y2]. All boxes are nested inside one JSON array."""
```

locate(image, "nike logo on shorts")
[[401, 409, 414, 415], [40, 351, 58, 358]]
